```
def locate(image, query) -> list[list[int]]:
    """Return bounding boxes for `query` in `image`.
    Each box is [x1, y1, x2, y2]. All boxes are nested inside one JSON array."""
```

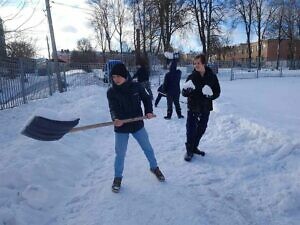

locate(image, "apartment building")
[[216, 39, 300, 67]]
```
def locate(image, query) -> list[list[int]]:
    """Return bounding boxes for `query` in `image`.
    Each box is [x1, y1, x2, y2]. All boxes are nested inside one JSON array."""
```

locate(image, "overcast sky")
[[1, 0, 251, 58]]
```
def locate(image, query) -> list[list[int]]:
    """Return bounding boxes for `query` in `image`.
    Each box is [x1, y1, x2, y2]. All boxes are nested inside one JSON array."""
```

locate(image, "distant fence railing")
[[214, 60, 300, 81], [151, 60, 300, 85], [0, 58, 105, 110], [1, 57, 300, 110]]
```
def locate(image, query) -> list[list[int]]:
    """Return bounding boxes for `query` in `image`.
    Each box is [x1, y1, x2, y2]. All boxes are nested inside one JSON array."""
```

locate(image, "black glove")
[[182, 88, 194, 97], [204, 94, 213, 100]]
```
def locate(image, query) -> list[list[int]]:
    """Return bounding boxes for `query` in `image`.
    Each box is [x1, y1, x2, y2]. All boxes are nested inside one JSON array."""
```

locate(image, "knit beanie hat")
[[110, 63, 128, 79]]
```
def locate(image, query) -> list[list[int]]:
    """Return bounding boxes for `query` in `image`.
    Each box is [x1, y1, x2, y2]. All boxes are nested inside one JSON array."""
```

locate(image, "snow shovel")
[[21, 115, 153, 141]]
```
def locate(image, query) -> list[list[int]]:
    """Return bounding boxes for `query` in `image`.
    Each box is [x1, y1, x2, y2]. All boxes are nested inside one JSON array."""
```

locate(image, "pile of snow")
[[182, 80, 195, 89]]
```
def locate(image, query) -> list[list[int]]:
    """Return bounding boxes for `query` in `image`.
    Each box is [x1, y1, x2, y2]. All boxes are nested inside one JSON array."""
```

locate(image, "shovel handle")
[[70, 115, 155, 133]]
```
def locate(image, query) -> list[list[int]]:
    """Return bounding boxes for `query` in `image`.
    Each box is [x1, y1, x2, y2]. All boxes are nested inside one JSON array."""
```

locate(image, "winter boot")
[[193, 147, 205, 156], [184, 142, 194, 162], [112, 177, 122, 193], [176, 109, 184, 119], [150, 167, 165, 182], [164, 111, 172, 120]]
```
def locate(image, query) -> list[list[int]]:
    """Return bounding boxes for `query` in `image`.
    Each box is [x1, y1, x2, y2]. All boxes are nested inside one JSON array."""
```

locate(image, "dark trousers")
[[166, 93, 182, 117], [154, 93, 164, 106], [186, 111, 210, 149]]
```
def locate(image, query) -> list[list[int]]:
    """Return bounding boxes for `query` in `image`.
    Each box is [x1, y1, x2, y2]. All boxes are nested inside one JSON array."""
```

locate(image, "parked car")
[[103, 60, 122, 83], [207, 62, 219, 74]]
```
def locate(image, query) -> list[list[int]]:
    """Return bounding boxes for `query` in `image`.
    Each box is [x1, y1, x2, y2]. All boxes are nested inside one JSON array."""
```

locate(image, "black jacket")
[[132, 66, 150, 83], [182, 67, 220, 113], [107, 80, 153, 133], [163, 61, 181, 96]]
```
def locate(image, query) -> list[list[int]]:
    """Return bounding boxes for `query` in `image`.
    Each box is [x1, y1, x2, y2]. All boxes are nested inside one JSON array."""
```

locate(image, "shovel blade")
[[21, 116, 80, 141]]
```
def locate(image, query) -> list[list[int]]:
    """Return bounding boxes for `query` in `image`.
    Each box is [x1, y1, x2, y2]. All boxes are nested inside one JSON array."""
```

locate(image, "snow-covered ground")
[[0, 77, 299, 225]]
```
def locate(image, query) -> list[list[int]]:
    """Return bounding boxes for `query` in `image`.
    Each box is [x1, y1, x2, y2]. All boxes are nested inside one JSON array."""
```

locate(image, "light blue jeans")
[[114, 127, 158, 178]]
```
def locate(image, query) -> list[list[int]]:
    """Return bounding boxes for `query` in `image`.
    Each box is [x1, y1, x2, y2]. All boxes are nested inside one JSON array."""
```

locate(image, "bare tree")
[[231, 0, 255, 67], [266, 0, 285, 69], [113, 0, 126, 53], [282, 0, 298, 69], [77, 38, 93, 52], [89, 0, 115, 52], [6, 36, 36, 58], [93, 18, 107, 62], [253, 0, 277, 69], [135, 0, 161, 55], [71, 38, 97, 71], [210, 35, 231, 60], [154, 0, 188, 52], [189, 0, 226, 60]]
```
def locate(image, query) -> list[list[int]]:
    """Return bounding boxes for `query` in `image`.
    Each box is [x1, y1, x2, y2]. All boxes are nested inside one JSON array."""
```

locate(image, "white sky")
[[1, 0, 249, 58]]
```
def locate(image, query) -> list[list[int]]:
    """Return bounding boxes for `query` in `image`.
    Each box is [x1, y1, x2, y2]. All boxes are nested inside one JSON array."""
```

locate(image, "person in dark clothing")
[[163, 59, 184, 119], [132, 58, 153, 100], [107, 63, 165, 193], [154, 84, 166, 107], [182, 54, 221, 161]]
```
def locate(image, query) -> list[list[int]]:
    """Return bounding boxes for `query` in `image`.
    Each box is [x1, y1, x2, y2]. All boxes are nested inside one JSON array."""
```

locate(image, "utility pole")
[[46, 35, 51, 59], [45, 0, 63, 92]]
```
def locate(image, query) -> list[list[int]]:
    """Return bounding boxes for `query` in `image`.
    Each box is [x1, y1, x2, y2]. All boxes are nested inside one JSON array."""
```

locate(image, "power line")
[[5, 16, 47, 33], [2, 0, 26, 20], [13, 0, 42, 31], [51, 0, 94, 13]]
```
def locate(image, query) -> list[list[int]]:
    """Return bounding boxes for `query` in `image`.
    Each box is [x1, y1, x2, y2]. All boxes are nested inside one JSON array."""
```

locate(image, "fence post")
[[230, 60, 234, 81], [47, 61, 53, 96], [19, 59, 27, 104], [63, 64, 67, 91]]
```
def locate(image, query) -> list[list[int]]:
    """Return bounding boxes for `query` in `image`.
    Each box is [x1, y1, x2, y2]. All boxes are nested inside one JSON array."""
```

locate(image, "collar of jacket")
[[192, 66, 213, 77], [112, 80, 131, 93]]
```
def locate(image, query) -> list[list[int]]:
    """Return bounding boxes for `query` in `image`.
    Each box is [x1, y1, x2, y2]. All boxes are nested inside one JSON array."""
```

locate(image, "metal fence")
[[1, 57, 300, 110], [0, 58, 104, 110], [0, 58, 58, 110], [150, 59, 300, 85], [215, 60, 300, 81]]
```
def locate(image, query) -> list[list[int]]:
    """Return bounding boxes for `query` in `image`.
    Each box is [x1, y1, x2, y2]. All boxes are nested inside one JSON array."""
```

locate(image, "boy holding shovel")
[[107, 63, 165, 193]]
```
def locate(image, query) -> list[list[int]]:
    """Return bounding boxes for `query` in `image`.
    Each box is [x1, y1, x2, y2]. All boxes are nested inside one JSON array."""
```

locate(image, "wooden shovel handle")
[[70, 115, 155, 133]]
